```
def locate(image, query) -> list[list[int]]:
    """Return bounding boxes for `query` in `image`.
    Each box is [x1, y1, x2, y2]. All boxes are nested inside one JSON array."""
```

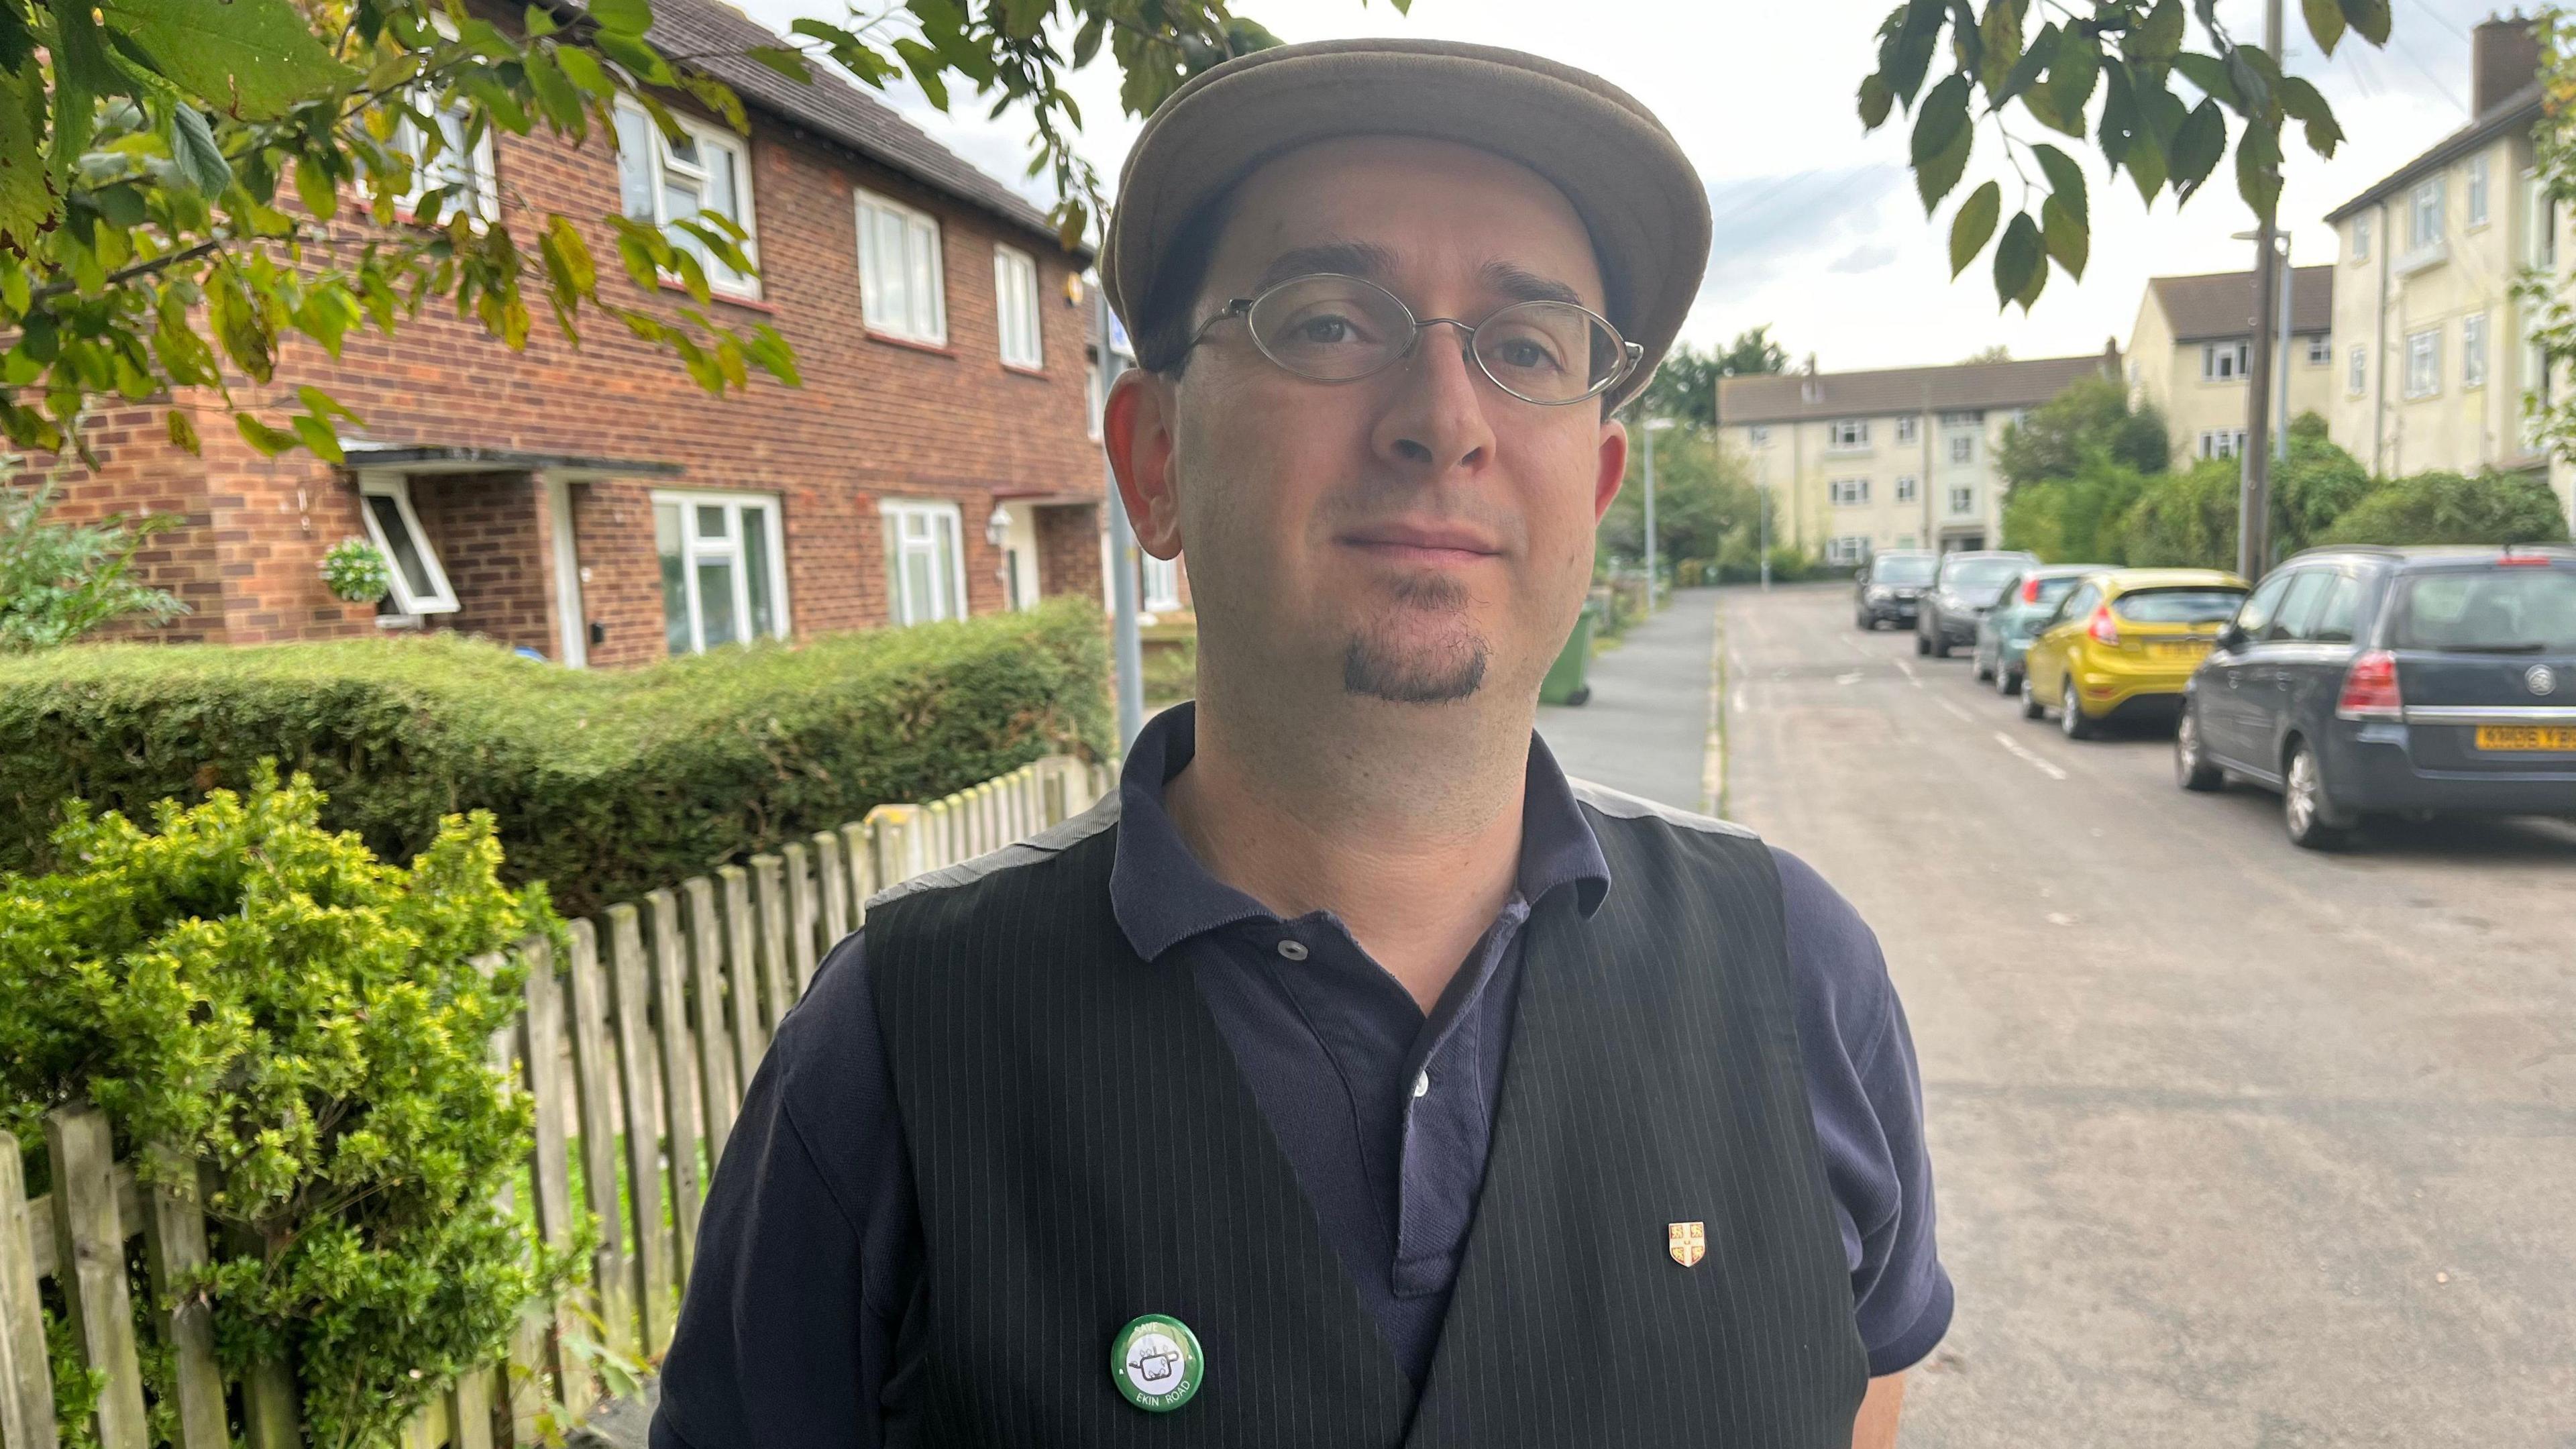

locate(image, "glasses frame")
[[1186, 272, 1644, 406]]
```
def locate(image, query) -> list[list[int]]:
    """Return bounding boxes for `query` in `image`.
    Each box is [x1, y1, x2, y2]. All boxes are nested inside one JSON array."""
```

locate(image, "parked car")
[[2021, 567, 2250, 739], [1974, 564, 2107, 694], [2175, 545, 2576, 848], [1854, 550, 1937, 630], [1917, 549, 2039, 657]]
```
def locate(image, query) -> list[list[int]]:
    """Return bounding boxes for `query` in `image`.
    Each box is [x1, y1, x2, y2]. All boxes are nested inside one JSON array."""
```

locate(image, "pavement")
[[1694, 581, 2576, 1449], [1536, 586, 1723, 810]]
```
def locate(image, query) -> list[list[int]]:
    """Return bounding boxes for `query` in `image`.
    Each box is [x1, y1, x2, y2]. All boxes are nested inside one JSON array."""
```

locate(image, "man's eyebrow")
[[1477, 260, 1585, 308], [1248, 241, 1399, 293]]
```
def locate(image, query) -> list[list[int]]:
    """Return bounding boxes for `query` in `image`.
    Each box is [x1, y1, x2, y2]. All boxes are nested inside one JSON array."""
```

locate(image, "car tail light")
[[2087, 606, 2119, 646], [2495, 553, 2551, 567], [2337, 649, 2404, 720], [2021, 577, 2043, 603]]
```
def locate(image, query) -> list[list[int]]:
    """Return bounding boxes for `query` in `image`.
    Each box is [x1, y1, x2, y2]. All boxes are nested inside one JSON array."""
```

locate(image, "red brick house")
[[57, 0, 1104, 667]]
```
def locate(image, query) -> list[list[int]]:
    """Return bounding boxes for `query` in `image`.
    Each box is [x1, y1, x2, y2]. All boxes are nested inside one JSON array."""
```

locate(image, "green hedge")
[[0, 598, 1110, 917]]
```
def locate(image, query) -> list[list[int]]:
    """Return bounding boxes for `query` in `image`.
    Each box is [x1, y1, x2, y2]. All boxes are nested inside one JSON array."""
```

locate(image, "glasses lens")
[[1474, 302, 1623, 404], [1246, 275, 1413, 382]]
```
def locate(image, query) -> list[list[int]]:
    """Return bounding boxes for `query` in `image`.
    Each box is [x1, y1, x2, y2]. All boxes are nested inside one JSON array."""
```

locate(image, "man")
[[653, 37, 1947, 1449]]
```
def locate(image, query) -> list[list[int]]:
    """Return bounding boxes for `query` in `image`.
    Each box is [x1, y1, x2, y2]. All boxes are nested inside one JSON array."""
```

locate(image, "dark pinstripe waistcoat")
[[866, 792, 1868, 1447]]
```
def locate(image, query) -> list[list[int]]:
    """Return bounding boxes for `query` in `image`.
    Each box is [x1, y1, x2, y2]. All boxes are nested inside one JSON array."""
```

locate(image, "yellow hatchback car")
[[2021, 568, 2251, 739]]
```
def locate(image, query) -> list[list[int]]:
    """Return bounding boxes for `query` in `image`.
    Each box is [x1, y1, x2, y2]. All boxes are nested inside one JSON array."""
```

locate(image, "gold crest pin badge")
[[1668, 1220, 1706, 1268]]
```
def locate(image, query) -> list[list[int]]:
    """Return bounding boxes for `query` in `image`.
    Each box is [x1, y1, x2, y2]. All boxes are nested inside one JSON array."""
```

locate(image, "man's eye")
[[1495, 339, 1560, 370], [1295, 315, 1356, 343]]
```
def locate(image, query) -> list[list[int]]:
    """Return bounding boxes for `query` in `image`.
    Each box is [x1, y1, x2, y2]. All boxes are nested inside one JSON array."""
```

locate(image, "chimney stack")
[[2473, 12, 2540, 116]]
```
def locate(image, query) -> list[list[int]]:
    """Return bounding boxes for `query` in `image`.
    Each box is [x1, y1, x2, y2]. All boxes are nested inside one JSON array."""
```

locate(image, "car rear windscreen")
[[2389, 567, 2576, 652], [2111, 587, 2246, 623], [1875, 557, 1937, 586], [1943, 558, 2023, 591]]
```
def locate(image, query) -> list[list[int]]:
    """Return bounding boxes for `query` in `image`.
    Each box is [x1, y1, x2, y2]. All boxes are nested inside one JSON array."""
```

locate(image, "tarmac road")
[[1550, 583, 2576, 1448]]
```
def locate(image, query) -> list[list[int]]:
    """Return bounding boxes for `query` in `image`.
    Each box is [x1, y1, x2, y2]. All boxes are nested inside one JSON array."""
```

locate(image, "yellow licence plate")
[[2473, 725, 2576, 751], [2148, 641, 2210, 660]]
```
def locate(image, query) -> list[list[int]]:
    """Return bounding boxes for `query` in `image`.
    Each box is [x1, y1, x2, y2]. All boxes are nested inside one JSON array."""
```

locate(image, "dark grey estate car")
[[1854, 550, 1937, 629], [1917, 549, 2039, 657], [2175, 544, 2576, 849]]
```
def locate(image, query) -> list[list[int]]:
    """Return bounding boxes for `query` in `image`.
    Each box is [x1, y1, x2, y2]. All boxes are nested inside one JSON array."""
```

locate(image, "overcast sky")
[[737, 0, 2514, 372]]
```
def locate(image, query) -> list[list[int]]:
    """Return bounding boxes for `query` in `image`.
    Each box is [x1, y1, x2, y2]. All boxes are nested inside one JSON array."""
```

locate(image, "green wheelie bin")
[[1540, 602, 1597, 706]]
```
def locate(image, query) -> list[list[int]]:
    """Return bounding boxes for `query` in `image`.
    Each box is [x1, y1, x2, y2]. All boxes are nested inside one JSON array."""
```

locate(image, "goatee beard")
[[1341, 574, 1488, 704]]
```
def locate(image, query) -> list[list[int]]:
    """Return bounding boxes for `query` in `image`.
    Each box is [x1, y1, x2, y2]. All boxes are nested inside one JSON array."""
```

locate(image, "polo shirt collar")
[[1109, 701, 1612, 963]]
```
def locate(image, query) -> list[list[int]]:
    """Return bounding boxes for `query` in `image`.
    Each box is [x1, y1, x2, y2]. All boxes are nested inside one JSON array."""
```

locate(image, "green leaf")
[[1949, 178, 2000, 276], [97, 0, 354, 120], [2169, 97, 2226, 199], [2041, 192, 2088, 277], [167, 104, 232, 196], [525, 5, 560, 39], [2170, 51, 2235, 108], [1992, 209, 2044, 309], [554, 44, 613, 99], [592, 30, 674, 87], [586, 0, 654, 36], [232, 411, 298, 455], [1994, 21, 2055, 107], [1071, 13, 1106, 68], [2031, 142, 2086, 223], [2339, 0, 2390, 46], [1976, 0, 2023, 97], [524, 47, 587, 134], [296, 385, 362, 425], [2098, 58, 2139, 164], [1910, 74, 1973, 212], [44, 1, 109, 187], [293, 152, 339, 223], [2134, 0, 2184, 59], [545, 214, 598, 297], [892, 38, 950, 110], [2300, 0, 2345, 54], [1859, 72, 1894, 129], [2234, 117, 2282, 221], [997, 0, 1050, 41], [0, 64, 51, 248], [2277, 74, 2342, 156], [744, 46, 812, 83], [1883, 0, 1947, 105], [290, 414, 345, 462], [166, 407, 199, 452], [2047, 25, 2100, 122]]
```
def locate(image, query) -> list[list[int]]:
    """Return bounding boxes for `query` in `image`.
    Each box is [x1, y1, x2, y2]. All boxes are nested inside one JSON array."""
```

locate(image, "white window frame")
[[2463, 312, 2488, 389], [2306, 335, 2331, 366], [1748, 425, 1771, 447], [2347, 344, 2367, 396], [855, 188, 947, 345], [1141, 553, 1182, 612], [1948, 485, 1975, 515], [2405, 327, 2442, 399], [1829, 477, 1870, 506], [2526, 169, 2558, 271], [1827, 419, 1869, 450], [355, 474, 458, 615], [2198, 429, 2248, 460], [994, 244, 1043, 368], [391, 100, 499, 224], [2202, 341, 2250, 380], [2351, 213, 2371, 262], [654, 490, 789, 654], [2524, 338, 2552, 449], [1894, 416, 1918, 443], [2409, 179, 2445, 252], [1894, 474, 1919, 502], [1937, 409, 1984, 428], [614, 101, 760, 301], [1948, 434, 1975, 464], [880, 498, 968, 625], [2467, 156, 2490, 229]]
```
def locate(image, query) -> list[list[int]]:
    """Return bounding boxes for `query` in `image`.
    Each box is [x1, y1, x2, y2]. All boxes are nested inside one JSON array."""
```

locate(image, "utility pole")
[[1642, 415, 1660, 607], [2274, 233, 2294, 464], [1095, 283, 1146, 751], [2237, 0, 2285, 582]]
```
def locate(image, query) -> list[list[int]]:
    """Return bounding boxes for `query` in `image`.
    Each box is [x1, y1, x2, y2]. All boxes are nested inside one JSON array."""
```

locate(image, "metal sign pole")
[[1097, 284, 1146, 751]]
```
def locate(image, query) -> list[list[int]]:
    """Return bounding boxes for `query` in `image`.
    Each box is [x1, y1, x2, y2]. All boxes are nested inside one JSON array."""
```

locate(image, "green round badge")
[[1110, 1313, 1203, 1412]]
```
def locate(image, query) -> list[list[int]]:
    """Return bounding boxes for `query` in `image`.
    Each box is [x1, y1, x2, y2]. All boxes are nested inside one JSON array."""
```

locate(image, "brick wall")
[[40, 68, 1104, 665], [1036, 503, 1103, 604]]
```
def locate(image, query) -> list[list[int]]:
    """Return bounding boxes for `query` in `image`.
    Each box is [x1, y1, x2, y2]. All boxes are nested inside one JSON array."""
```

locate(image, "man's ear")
[[1106, 369, 1185, 558], [1593, 415, 1629, 525]]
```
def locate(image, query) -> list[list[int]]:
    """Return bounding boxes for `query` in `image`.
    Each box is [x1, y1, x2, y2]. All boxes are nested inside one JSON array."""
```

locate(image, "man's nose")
[[1371, 323, 1497, 475]]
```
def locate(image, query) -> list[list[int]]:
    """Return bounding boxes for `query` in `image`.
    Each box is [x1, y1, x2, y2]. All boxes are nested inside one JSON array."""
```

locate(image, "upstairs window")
[[1748, 425, 1771, 447], [1829, 477, 1870, 505], [994, 244, 1043, 368], [857, 189, 948, 344], [1948, 486, 1975, 515], [2408, 178, 2444, 253], [2351, 213, 2371, 262], [1828, 419, 1869, 449], [2347, 345, 2366, 396], [2467, 156, 2490, 229], [2306, 335, 2331, 365], [615, 103, 758, 299], [2405, 327, 2442, 398], [1894, 475, 1919, 502], [2202, 342, 2250, 380], [1894, 416, 1918, 443], [2463, 313, 2489, 389], [1949, 434, 1975, 464], [390, 99, 498, 223]]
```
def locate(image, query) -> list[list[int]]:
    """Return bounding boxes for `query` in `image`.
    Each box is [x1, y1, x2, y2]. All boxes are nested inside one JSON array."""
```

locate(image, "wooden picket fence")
[[0, 754, 1114, 1449]]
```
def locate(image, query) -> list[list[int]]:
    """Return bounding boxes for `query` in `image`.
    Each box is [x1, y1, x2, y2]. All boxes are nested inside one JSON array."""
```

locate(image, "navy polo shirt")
[[652, 704, 1951, 1449]]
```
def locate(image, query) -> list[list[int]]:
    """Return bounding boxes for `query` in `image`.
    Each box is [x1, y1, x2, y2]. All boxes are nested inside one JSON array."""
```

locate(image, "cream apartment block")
[[1719, 349, 2121, 566], [2321, 14, 2571, 529], [2126, 265, 2337, 465]]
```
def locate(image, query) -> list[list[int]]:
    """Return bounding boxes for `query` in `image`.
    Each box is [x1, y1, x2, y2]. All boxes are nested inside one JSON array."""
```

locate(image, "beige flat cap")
[[1099, 38, 1712, 413]]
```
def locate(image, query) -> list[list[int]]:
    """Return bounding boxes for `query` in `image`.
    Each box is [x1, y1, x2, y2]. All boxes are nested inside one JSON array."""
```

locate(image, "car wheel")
[[2060, 677, 2098, 740], [2283, 739, 2356, 850], [1931, 633, 1953, 658], [1998, 666, 2021, 698], [1973, 653, 1993, 682], [2174, 704, 2224, 792], [2020, 669, 2047, 720]]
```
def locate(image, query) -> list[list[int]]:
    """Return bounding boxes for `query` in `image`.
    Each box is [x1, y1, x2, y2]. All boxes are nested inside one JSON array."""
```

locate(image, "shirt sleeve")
[[1771, 846, 1953, 1377], [651, 932, 917, 1449]]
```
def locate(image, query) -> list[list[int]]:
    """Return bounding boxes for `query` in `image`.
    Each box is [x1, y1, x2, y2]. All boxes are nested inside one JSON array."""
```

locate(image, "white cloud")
[[734, 0, 2508, 371]]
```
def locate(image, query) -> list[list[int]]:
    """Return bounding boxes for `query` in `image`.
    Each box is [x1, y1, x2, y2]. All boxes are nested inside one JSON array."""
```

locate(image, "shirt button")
[[1275, 938, 1309, 961], [1413, 1071, 1431, 1099]]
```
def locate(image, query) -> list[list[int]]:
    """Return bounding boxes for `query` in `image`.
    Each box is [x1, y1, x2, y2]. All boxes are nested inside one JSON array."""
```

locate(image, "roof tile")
[[1718, 352, 2118, 427]]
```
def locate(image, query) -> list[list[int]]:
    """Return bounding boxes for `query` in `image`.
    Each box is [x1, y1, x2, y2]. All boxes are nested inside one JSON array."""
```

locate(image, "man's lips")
[[1338, 526, 1503, 566]]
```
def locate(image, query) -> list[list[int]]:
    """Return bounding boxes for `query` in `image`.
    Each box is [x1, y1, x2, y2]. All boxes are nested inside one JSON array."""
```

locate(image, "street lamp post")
[[1094, 284, 1145, 751], [1642, 416, 1674, 606]]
